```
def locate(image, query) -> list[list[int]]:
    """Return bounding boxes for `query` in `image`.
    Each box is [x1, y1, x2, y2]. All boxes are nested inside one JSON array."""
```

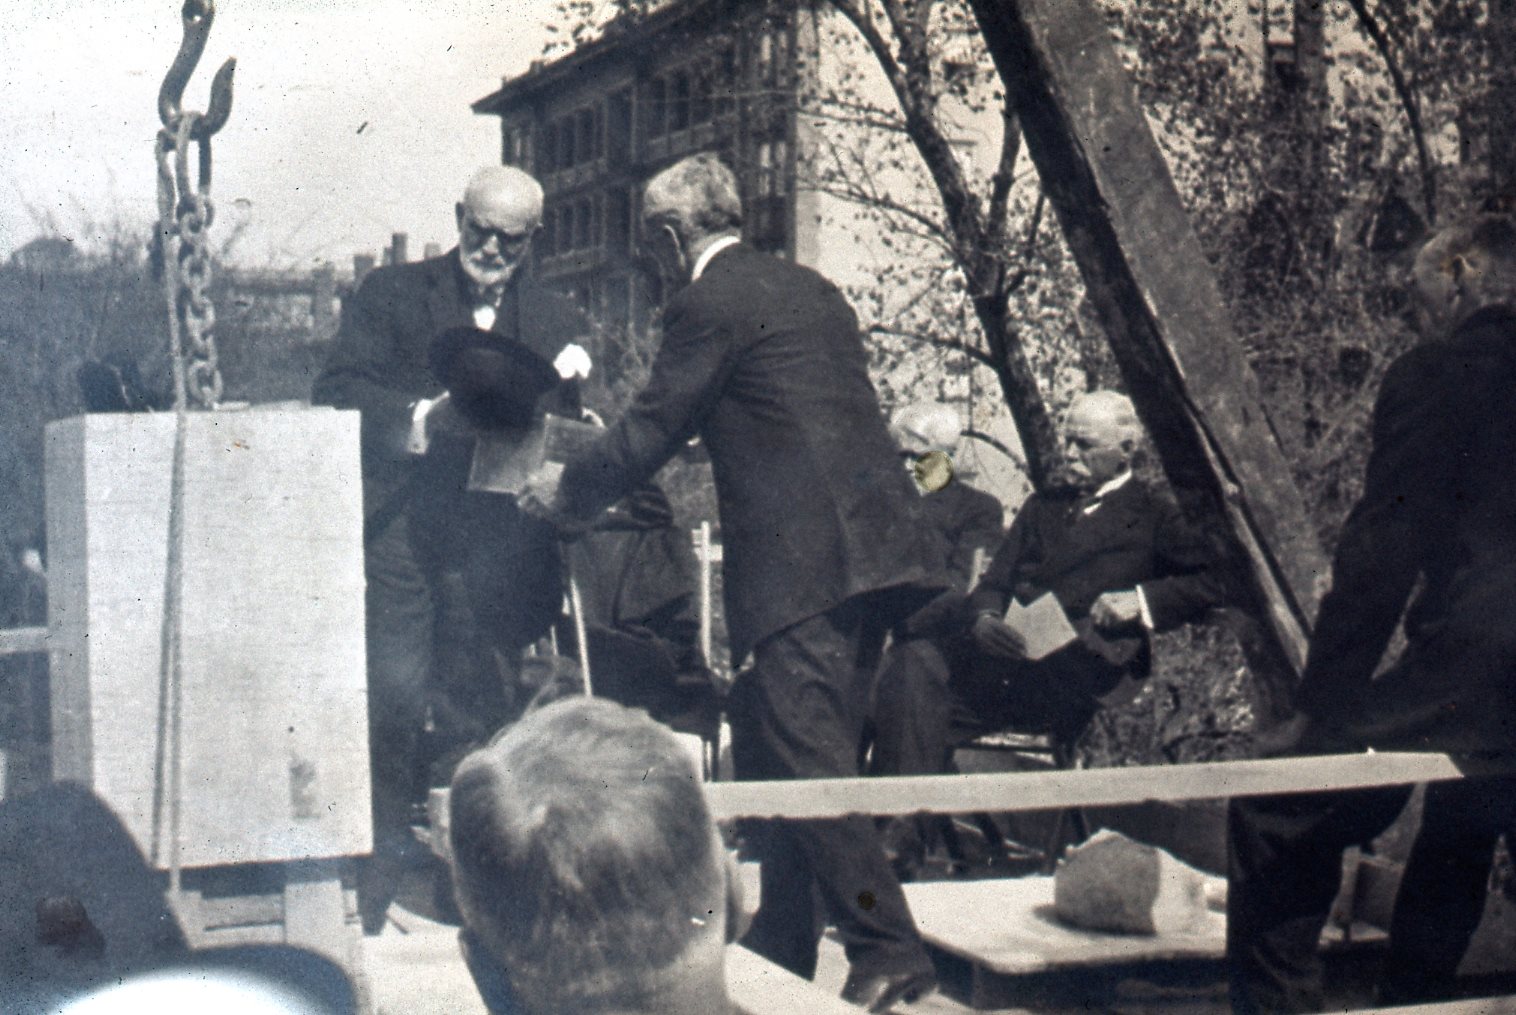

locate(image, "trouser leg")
[[869, 638, 954, 777], [359, 509, 435, 928], [732, 600, 933, 981], [1381, 776, 1516, 1004], [1227, 786, 1411, 1014]]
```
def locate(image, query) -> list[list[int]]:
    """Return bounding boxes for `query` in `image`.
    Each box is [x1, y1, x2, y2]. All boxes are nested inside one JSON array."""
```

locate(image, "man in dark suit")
[[1228, 213, 1516, 1012], [312, 165, 590, 930], [525, 153, 945, 1011], [872, 390, 1227, 785], [890, 401, 1005, 589]]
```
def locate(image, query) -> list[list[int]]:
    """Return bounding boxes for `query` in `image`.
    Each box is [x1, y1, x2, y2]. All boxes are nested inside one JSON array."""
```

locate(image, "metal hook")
[[158, 0, 236, 140]]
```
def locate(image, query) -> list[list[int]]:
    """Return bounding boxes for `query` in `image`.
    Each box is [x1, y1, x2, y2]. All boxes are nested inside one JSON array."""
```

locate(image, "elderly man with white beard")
[[313, 165, 591, 931]]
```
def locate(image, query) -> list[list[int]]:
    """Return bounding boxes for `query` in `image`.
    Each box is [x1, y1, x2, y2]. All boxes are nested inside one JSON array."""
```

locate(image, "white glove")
[[554, 343, 592, 381]]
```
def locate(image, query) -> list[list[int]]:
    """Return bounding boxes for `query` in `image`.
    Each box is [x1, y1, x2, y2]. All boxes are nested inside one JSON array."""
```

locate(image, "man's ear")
[[456, 202, 468, 231], [723, 850, 750, 944]]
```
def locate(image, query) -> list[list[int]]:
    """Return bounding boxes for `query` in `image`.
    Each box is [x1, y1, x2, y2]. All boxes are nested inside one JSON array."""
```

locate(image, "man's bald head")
[[1412, 213, 1516, 337], [456, 166, 544, 291]]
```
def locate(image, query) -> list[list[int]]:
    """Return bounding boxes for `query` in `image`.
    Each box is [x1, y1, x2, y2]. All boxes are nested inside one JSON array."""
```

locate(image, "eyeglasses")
[[462, 215, 537, 253]]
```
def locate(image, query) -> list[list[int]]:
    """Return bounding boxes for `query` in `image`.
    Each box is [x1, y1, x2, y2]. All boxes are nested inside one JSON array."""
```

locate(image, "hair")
[[460, 165, 544, 221], [1412, 212, 1516, 330], [447, 698, 723, 1012], [892, 402, 963, 456], [642, 153, 743, 239], [1067, 389, 1142, 445]]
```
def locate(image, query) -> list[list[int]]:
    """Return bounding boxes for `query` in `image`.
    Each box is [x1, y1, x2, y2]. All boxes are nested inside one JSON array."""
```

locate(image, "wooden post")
[[423, 242, 442, 260], [389, 232, 408, 266], [967, 0, 1331, 720], [697, 521, 713, 667]]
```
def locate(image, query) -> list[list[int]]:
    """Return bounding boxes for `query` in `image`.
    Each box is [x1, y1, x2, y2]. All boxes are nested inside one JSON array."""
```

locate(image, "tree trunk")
[[1491, 0, 1516, 191]]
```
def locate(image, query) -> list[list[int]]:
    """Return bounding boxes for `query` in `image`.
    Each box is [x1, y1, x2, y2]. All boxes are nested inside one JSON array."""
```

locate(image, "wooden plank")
[[968, 0, 1332, 717], [44, 408, 371, 868], [727, 944, 861, 1015], [423, 753, 1514, 831], [1356, 999, 1516, 1015], [0, 626, 46, 656], [903, 877, 1224, 977], [698, 753, 1515, 822]]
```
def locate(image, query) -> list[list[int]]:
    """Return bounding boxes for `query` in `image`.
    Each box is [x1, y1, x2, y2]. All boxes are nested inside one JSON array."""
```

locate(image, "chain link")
[[156, 111, 223, 409]]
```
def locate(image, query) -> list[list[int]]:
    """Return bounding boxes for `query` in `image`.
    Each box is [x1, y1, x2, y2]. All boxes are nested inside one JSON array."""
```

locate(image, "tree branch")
[[985, 110, 1022, 245], [864, 322, 998, 369], [1344, 0, 1436, 223]]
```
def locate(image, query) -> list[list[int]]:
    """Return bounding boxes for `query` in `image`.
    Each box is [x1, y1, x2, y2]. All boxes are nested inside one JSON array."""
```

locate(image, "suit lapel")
[[426, 252, 477, 334]]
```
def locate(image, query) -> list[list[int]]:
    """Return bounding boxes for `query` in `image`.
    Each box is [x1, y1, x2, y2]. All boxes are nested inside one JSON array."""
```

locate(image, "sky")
[[0, 0, 558, 270]]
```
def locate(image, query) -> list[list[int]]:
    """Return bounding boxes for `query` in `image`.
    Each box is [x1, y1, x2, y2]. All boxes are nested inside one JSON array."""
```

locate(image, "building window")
[[608, 89, 633, 162], [643, 77, 667, 139], [557, 119, 577, 171], [541, 209, 557, 257], [606, 187, 632, 255], [575, 197, 595, 250], [691, 71, 712, 125], [576, 108, 597, 163], [670, 71, 691, 133]]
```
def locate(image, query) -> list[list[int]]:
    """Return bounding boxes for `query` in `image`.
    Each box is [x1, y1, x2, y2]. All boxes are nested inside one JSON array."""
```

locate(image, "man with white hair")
[[1228, 212, 1516, 1012], [313, 165, 591, 930], [889, 402, 1005, 588], [526, 153, 946, 1011], [872, 390, 1226, 828]]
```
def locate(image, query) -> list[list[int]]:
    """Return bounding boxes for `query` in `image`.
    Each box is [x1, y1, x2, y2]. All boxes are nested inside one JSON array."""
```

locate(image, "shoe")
[[840, 968, 937, 1012]]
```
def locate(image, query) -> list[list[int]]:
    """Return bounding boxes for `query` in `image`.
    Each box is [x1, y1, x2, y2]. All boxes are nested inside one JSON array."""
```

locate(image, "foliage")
[[0, 230, 332, 559]]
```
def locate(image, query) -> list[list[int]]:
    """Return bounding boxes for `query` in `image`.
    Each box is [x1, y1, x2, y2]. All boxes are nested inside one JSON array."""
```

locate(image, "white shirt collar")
[[691, 235, 741, 282], [1094, 469, 1134, 500]]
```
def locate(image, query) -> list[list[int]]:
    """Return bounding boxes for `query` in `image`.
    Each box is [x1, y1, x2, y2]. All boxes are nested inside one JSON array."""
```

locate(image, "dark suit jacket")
[[312, 250, 588, 649], [918, 478, 1004, 590], [558, 243, 944, 661], [1297, 307, 1516, 751], [967, 477, 1226, 687], [311, 249, 587, 513]]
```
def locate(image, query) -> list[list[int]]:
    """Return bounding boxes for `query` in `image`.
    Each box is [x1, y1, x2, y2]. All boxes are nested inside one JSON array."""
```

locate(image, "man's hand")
[[972, 613, 1027, 661], [1090, 589, 1142, 631], [518, 463, 568, 521], [422, 392, 474, 439]]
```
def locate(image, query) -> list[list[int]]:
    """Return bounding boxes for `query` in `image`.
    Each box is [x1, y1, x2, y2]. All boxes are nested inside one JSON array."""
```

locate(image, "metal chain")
[[156, 110, 223, 409]]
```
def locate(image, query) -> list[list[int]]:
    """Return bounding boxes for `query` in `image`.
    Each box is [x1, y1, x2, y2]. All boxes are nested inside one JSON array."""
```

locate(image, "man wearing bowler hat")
[[313, 165, 590, 931]]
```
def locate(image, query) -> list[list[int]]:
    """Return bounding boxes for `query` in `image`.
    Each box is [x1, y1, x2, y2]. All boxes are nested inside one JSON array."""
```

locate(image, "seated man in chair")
[[871, 391, 1228, 860]]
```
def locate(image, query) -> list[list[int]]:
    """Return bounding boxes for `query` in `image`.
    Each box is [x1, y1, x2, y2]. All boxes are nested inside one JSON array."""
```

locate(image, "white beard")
[[460, 253, 519, 293]]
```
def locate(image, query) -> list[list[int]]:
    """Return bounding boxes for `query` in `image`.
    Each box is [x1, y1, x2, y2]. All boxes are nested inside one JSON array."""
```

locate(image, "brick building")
[[472, 0, 804, 338]]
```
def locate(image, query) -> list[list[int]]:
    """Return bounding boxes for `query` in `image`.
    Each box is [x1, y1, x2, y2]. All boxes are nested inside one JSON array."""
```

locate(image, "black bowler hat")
[[428, 326, 560, 430]]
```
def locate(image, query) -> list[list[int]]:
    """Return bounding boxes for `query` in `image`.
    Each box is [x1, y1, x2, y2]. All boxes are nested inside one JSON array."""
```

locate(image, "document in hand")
[[1004, 592, 1078, 661], [468, 414, 601, 495]]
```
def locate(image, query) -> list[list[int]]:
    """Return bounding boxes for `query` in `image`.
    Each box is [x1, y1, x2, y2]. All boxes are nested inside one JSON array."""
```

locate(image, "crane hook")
[[157, 0, 236, 140]]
